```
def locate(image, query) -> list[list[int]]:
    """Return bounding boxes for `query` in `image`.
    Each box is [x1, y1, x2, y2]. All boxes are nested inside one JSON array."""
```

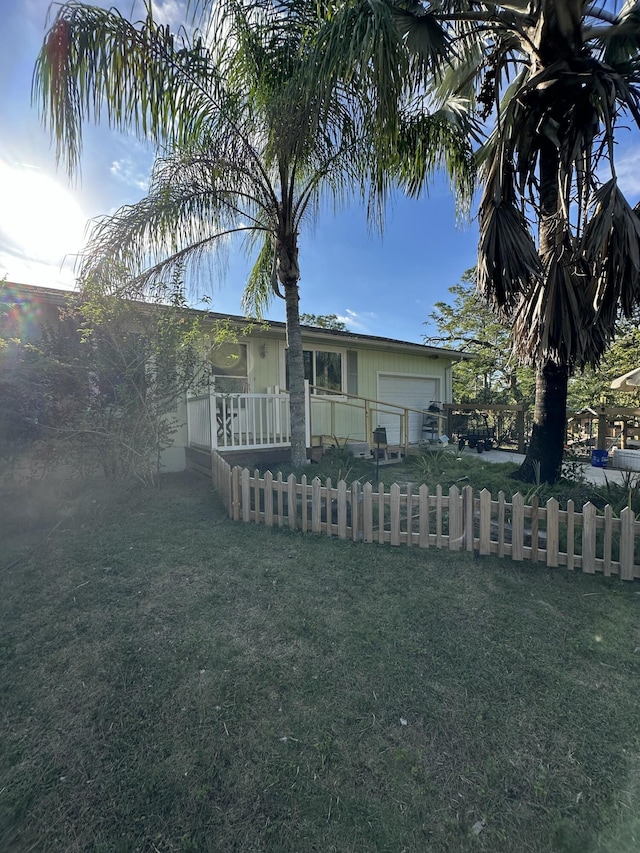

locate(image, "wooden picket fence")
[[210, 452, 640, 580]]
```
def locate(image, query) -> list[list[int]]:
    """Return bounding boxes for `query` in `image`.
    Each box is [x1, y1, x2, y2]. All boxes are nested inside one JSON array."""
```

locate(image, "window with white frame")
[[210, 341, 248, 393], [286, 348, 344, 394]]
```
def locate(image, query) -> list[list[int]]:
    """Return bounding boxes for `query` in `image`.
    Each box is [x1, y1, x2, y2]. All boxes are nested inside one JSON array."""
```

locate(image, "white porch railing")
[[188, 384, 447, 455], [187, 390, 300, 451], [186, 395, 212, 449]]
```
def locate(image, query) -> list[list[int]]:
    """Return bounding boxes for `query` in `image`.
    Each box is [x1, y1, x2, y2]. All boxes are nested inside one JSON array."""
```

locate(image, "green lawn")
[[1, 473, 639, 852]]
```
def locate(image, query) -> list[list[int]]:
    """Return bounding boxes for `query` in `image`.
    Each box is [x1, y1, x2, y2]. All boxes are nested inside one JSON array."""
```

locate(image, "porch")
[[186, 385, 448, 460]]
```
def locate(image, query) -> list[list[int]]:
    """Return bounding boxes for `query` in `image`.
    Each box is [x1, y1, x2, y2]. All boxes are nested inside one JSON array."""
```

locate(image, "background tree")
[[299, 314, 348, 331], [34, 0, 473, 467], [568, 312, 640, 411], [425, 269, 535, 406]]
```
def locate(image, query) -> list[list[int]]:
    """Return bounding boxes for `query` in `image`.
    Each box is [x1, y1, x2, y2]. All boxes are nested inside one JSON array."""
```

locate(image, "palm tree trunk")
[[513, 359, 568, 484], [514, 136, 567, 484], [284, 280, 308, 467], [277, 221, 307, 468]]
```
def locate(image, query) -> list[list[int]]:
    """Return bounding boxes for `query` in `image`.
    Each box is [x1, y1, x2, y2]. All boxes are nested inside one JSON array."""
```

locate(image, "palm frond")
[[33, 3, 217, 175], [241, 236, 277, 318], [431, 36, 485, 105], [393, 98, 477, 212], [79, 150, 273, 292], [392, 4, 452, 75], [512, 252, 600, 367], [599, 2, 640, 65], [477, 160, 541, 312], [583, 179, 640, 330], [475, 68, 528, 179], [311, 0, 411, 138]]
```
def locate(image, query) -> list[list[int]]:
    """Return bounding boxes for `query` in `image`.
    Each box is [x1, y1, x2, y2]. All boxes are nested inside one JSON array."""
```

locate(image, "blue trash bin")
[[591, 450, 608, 468]]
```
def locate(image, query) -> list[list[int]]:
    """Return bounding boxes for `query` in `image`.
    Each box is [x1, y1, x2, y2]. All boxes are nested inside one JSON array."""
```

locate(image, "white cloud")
[[110, 158, 150, 192], [614, 148, 640, 202], [150, 0, 188, 28], [337, 309, 377, 334]]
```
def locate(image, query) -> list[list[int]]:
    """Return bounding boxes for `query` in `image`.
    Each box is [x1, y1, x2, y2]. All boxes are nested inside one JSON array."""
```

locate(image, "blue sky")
[[2, 0, 640, 344]]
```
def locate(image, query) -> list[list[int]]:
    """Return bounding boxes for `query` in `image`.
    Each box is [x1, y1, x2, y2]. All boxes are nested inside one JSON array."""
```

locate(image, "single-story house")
[[1, 281, 470, 471]]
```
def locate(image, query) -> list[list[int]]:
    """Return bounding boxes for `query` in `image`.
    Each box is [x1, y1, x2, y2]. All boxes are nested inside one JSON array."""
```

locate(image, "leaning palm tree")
[[329, 0, 640, 482], [33, 0, 474, 467]]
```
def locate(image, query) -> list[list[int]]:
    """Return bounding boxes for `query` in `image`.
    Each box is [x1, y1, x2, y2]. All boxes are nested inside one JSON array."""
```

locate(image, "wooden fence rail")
[[210, 453, 640, 580]]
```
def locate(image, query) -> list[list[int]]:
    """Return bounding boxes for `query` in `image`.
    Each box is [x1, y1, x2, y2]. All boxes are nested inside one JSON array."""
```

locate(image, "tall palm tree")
[[329, 0, 640, 482], [473, 0, 640, 483], [33, 0, 474, 467]]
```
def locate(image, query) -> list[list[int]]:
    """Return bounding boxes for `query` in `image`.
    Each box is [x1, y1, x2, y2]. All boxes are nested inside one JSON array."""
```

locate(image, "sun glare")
[[0, 161, 87, 265]]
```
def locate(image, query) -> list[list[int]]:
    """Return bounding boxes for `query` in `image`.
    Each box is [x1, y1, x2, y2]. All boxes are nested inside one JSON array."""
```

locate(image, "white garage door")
[[377, 375, 438, 444]]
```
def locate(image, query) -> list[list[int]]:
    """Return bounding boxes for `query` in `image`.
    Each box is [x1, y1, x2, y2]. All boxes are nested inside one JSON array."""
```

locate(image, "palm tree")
[[33, 0, 474, 467], [329, 0, 640, 482], [473, 0, 640, 483]]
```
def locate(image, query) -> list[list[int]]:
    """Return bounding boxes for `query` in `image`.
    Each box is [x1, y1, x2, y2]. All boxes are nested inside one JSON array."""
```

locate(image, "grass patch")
[[283, 448, 640, 513], [1, 474, 640, 851]]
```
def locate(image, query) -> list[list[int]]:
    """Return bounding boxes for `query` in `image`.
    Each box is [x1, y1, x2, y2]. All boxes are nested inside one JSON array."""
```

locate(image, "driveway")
[[464, 448, 637, 486]]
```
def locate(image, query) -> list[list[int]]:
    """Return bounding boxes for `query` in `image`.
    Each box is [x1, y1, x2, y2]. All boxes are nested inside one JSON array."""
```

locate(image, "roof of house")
[[1, 281, 472, 361]]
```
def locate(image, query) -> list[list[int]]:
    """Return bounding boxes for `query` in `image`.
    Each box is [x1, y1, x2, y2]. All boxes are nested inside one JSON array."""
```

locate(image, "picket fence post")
[[546, 497, 559, 567], [603, 504, 613, 577], [301, 474, 308, 533], [337, 480, 347, 540], [436, 485, 443, 549], [351, 481, 361, 542], [479, 489, 491, 555], [241, 468, 251, 523], [232, 466, 240, 521], [512, 493, 524, 561], [530, 496, 539, 563], [448, 485, 461, 551], [620, 507, 635, 581], [287, 473, 297, 530], [497, 490, 505, 558], [264, 470, 274, 527], [378, 483, 386, 545], [390, 484, 401, 546], [326, 478, 333, 538], [363, 482, 373, 543], [276, 472, 284, 527], [582, 502, 596, 574], [311, 477, 321, 533], [253, 469, 260, 524]]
